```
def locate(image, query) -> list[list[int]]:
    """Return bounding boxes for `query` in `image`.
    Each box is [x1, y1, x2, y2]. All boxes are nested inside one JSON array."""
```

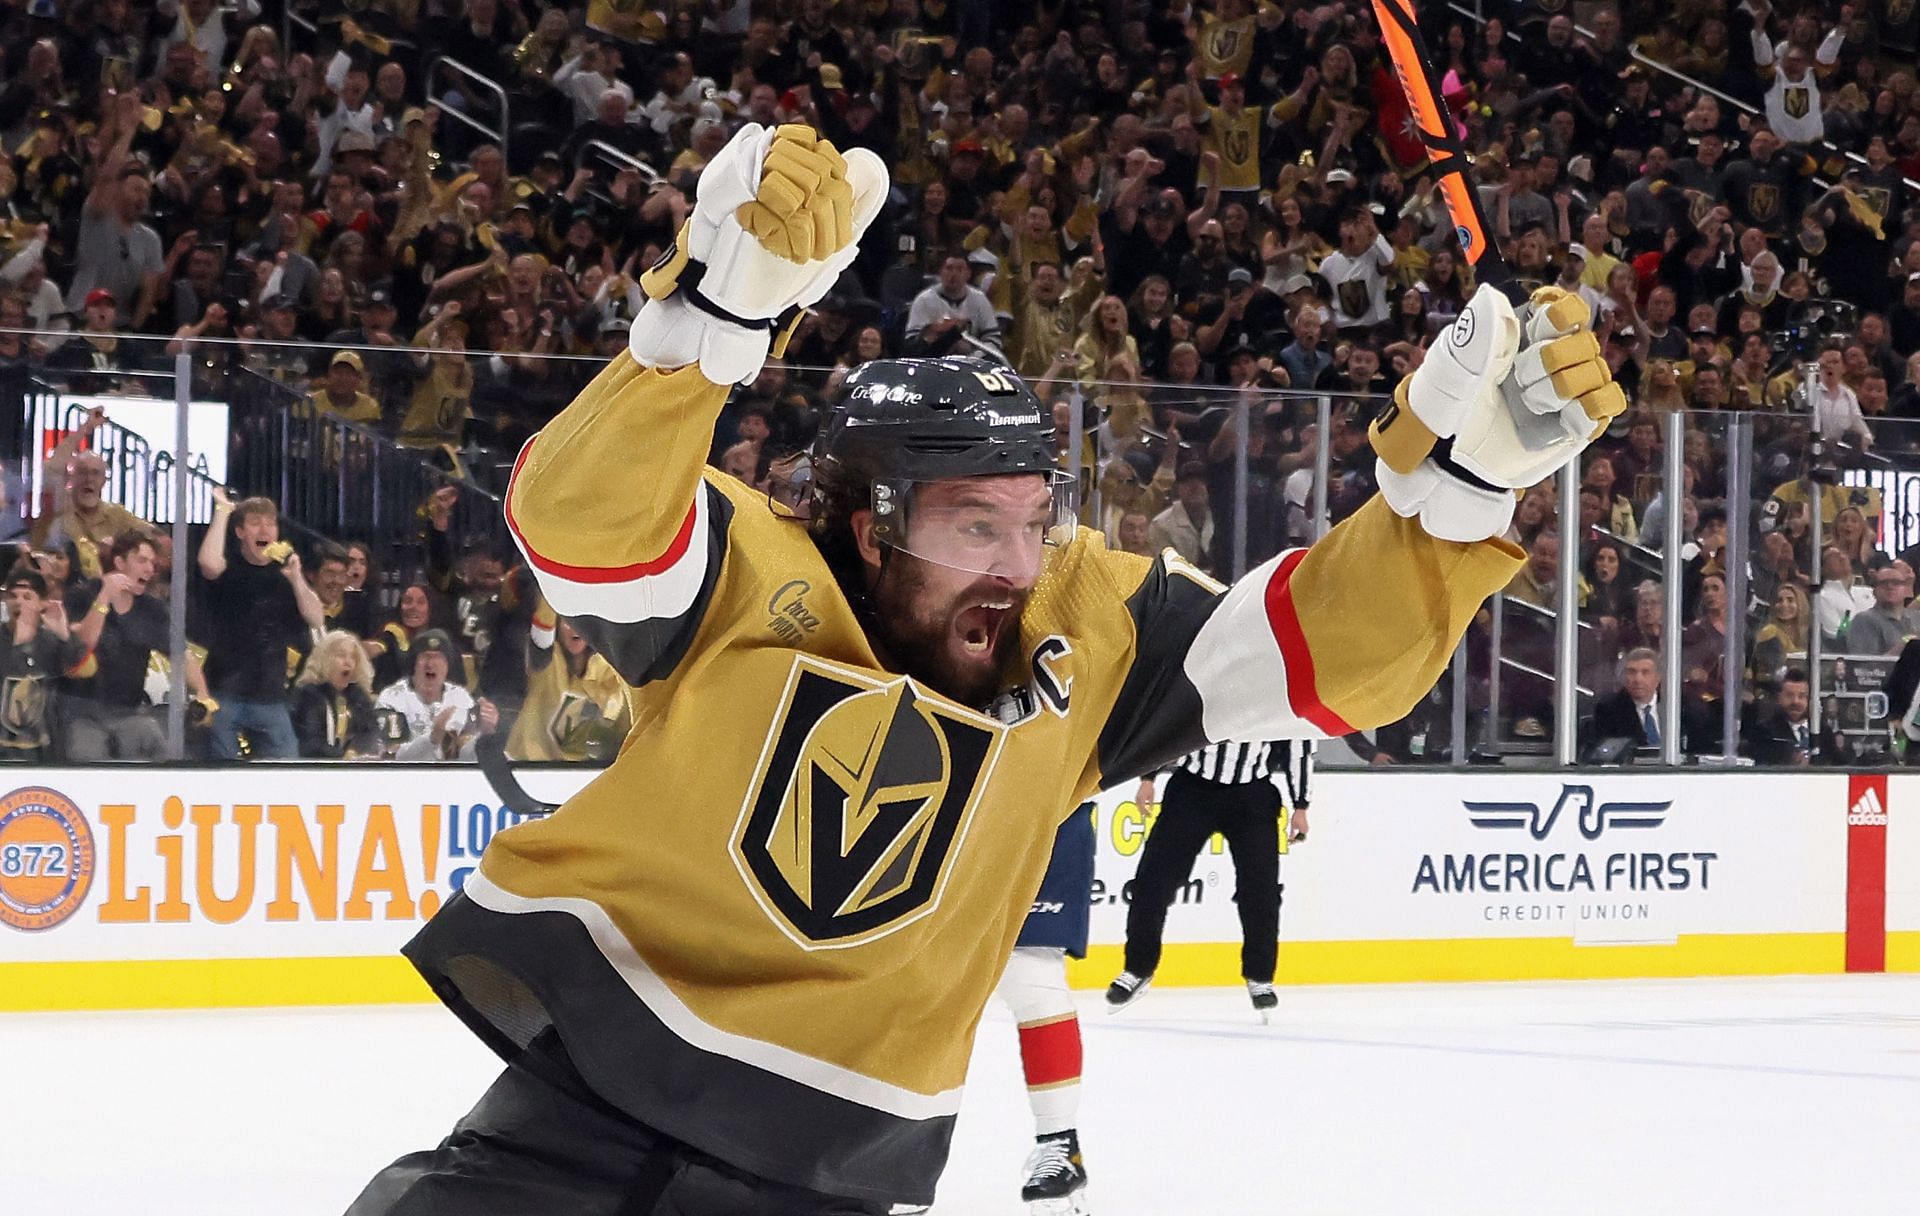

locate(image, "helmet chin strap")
[[854, 542, 912, 677], [864, 538, 907, 631]]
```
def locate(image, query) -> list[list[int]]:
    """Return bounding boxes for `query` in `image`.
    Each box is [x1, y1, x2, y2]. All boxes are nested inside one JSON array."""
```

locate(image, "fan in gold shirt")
[[396, 305, 475, 449], [301, 351, 383, 426], [505, 611, 631, 761]]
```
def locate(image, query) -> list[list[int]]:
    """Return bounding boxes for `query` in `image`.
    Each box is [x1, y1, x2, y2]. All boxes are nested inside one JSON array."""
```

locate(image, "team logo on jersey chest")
[[1337, 278, 1371, 321], [1223, 123, 1251, 166], [732, 657, 1006, 950], [1, 676, 49, 738], [544, 691, 603, 751]]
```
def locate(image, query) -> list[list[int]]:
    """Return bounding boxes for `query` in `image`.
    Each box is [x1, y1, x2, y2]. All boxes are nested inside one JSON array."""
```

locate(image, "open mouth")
[[953, 599, 1015, 661]]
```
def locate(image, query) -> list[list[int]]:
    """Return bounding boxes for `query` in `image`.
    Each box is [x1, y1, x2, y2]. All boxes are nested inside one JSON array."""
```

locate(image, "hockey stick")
[[1368, 0, 1575, 486], [476, 732, 560, 818], [1369, 0, 1513, 293]]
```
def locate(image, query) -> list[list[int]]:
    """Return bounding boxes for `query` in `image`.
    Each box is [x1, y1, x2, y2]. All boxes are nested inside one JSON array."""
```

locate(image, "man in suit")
[[1743, 669, 1815, 765], [1592, 647, 1718, 756]]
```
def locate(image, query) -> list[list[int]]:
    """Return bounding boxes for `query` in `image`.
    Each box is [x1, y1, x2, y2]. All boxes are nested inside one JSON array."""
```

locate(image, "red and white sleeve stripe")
[[1181, 548, 1356, 743], [503, 444, 716, 626]]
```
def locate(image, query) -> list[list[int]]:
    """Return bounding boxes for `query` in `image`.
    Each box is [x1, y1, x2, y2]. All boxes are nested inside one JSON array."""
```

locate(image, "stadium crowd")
[[4, 0, 1920, 765]]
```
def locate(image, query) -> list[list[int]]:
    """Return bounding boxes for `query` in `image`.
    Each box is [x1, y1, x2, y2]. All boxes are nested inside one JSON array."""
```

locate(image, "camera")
[[1769, 298, 1858, 365]]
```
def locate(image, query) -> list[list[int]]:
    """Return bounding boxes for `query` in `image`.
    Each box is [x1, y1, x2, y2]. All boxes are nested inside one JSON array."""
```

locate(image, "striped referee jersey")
[[1172, 739, 1314, 807]]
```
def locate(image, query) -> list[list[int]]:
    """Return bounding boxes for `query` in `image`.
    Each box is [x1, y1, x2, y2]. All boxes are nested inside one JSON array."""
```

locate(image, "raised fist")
[[732, 126, 855, 264], [632, 123, 888, 384], [1371, 284, 1626, 543]]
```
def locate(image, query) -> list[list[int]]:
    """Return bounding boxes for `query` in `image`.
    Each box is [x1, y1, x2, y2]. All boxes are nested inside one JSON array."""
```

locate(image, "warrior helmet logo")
[[733, 659, 1003, 949]]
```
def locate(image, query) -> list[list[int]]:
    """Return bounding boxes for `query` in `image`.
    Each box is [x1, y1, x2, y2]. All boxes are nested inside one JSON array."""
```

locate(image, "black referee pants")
[[1123, 769, 1282, 984]]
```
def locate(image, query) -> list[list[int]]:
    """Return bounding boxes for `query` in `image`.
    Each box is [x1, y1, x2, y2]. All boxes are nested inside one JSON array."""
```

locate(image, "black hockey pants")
[[345, 1029, 889, 1216]]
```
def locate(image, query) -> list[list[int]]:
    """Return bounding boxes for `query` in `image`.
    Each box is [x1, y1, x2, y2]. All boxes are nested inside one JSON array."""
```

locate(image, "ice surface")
[[6, 976, 1917, 1214]]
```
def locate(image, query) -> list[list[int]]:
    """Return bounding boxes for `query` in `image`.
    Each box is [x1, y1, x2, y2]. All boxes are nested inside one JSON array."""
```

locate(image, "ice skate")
[[1247, 980, 1278, 1023], [1104, 971, 1151, 1013], [1021, 1129, 1090, 1214]]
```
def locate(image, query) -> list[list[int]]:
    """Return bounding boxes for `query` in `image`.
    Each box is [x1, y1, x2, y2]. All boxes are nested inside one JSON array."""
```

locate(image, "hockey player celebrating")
[[350, 123, 1623, 1214]]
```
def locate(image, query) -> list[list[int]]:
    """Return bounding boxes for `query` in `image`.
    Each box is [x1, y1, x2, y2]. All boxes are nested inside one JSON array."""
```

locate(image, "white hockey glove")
[[1369, 283, 1627, 543], [631, 123, 888, 385]]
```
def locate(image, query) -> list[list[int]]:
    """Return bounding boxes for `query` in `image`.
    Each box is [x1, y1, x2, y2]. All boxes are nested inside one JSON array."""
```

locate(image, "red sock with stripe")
[[1017, 1013, 1083, 1135]]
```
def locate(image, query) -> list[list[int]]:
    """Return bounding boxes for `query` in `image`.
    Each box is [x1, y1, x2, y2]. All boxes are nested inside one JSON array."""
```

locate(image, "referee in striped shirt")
[[1107, 739, 1313, 1019]]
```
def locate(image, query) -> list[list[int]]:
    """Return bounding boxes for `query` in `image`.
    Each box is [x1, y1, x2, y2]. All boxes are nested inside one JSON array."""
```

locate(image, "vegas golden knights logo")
[[1, 676, 46, 739], [546, 691, 595, 751], [1747, 183, 1780, 223], [1784, 86, 1809, 120], [733, 658, 1004, 949], [1224, 124, 1251, 167], [1205, 24, 1243, 67], [1337, 278, 1371, 321]]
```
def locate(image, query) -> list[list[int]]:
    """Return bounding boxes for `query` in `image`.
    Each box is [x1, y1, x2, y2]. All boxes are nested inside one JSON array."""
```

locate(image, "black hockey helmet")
[[815, 356, 1059, 481], [808, 357, 1073, 577]]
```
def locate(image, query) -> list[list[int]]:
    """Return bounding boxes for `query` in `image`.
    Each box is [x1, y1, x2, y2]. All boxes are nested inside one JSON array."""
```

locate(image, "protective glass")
[[874, 472, 1078, 579]]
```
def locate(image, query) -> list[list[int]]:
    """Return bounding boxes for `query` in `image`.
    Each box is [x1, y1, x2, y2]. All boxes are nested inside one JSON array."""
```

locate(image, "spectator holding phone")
[[196, 488, 324, 759]]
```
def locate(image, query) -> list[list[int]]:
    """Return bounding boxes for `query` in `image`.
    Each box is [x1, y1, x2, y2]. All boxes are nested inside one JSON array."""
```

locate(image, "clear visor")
[[875, 472, 1078, 579]]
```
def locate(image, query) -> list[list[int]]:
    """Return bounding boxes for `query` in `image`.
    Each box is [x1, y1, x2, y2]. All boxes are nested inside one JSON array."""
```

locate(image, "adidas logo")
[[1848, 787, 1888, 827]]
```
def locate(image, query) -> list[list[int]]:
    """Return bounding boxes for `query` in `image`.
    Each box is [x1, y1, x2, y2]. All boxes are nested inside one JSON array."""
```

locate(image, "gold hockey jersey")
[[503, 611, 632, 761], [402, 355, 1519, 1205], [1205, 104, 1264, 192]]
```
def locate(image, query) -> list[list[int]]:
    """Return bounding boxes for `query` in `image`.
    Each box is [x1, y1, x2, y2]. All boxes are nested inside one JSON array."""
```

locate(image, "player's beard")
[[868, 550, 1027, 709]]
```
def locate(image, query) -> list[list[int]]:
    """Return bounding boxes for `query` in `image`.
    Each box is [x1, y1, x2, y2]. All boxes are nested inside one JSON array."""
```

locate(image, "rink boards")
[[1, 768, 1915, 1010]]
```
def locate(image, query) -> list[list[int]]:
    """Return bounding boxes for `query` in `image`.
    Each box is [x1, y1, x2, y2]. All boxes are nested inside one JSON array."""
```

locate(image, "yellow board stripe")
[[0, 932, 1893, 1013], [0, 957, 434, 1012], [1887, 931, 1920, 973], [1067, 932, 1853, 990]]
